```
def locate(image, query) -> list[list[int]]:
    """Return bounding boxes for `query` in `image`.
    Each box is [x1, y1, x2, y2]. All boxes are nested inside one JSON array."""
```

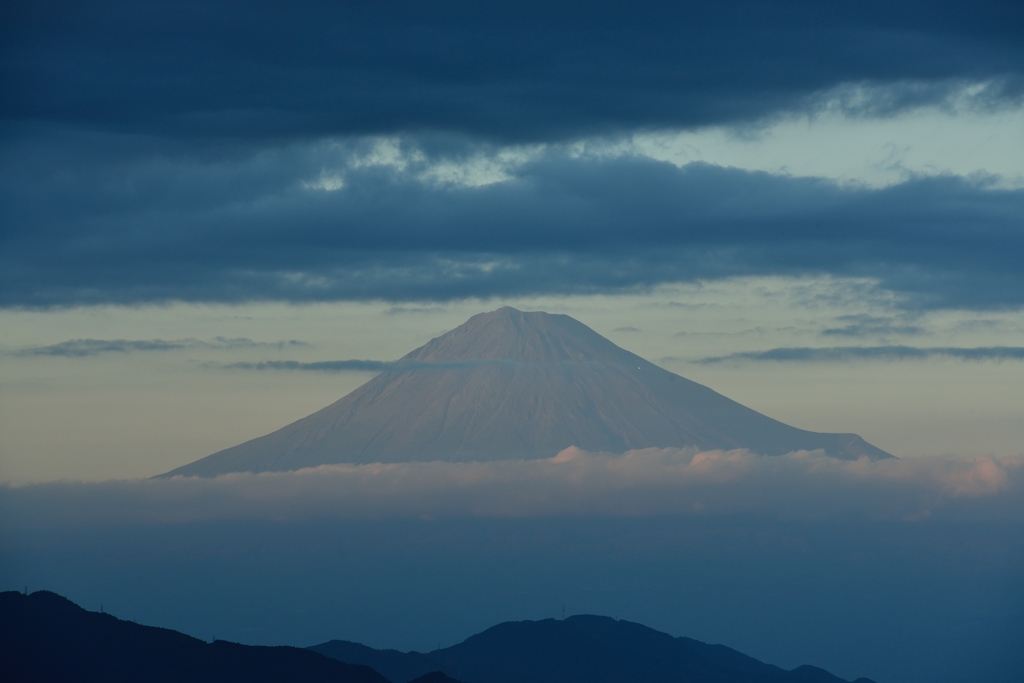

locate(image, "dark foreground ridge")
[[408, 673, 465, 683], [1, 589, 874, 683], [0, 590, 387, 683], [163, 307, 892, 477], [311, 615, 878, 683]]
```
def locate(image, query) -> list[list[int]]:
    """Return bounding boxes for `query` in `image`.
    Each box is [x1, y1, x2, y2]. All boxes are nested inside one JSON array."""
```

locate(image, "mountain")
[[311, 615, 877, 683], [0, 590, 388, 683], [2, 590, 875, 683], [164, 307, 891, 476], [408, 674, 465, 683]]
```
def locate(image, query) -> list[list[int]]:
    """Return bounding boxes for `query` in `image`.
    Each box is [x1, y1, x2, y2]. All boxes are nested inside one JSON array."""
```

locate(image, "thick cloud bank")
[[4, 450, 1022, 683], [4, 144, 1023, 310], [5, 450, 1020, 525], [5, 1, 1022, 142], [4, 1, 1024, 312]]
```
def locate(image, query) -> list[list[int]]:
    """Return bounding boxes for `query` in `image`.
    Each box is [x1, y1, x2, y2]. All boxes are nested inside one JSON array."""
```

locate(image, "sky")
[[2, 3, 1023, 682], [2, 0, 1023, 482]]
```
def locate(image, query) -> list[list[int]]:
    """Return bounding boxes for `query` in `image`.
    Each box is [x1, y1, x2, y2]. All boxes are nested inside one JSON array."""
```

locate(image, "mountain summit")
[[164, 307, 891, 477]]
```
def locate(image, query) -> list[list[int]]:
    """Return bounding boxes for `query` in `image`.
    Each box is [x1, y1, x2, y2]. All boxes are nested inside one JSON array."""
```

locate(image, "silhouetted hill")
[[315, 640, 445, 683], [311, 614, 877, 683], [164, 307, 891, 476], [0, 590, 388, 683], [408, 673, 465, 683]]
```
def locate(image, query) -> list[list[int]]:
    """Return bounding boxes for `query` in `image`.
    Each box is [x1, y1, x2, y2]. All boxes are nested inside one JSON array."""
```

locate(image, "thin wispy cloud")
[[213, 359, 523, 373], [820, 314, 926, 338], [383, 306, 448, 316], [218, 360, 393, 373], [697, 345, 1024, 364], [674, 327, 770, 338], [10, 337, 308, 358]]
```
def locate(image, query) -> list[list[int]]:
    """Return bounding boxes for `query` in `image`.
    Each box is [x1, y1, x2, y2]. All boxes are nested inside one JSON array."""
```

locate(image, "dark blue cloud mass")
[[2, 138, 1022, 310], [2, 0, 1022, 142], [1, 1, 1022, 310]]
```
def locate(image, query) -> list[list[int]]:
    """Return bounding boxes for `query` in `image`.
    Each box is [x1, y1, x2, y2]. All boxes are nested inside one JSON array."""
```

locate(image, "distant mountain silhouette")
[[311, 614, 877, 683], [0, 590, 388, 683], [164, 307, 891, 477]]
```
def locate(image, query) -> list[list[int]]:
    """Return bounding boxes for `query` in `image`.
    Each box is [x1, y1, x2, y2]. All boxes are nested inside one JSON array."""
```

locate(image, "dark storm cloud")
[[698, 345, 1024, 363], [11, 337, 306, 357], [2, 135, 1023, 310], [3, 1, 1022, 143], [3, 1, 1023, 311]]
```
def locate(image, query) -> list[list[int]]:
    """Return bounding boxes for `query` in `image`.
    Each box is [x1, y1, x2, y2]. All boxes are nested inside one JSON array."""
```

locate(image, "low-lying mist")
[[3, 450, 1022, 683], [3, 449, 1020, 525]]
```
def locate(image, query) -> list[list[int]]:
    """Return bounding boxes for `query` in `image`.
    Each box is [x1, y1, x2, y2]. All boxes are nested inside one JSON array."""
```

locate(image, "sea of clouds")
[[4, 449, 1020, 526]]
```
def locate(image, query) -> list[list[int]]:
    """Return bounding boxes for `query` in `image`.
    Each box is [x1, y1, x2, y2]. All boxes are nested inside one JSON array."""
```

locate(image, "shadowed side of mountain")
[[0, 590, 389, 683], [163, 307, 892, 477], [312, 615, 877, 683]]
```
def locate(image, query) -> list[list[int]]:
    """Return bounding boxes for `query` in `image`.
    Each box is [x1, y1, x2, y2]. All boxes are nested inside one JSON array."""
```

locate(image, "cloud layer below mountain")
[[5, 450, 1020, 526]]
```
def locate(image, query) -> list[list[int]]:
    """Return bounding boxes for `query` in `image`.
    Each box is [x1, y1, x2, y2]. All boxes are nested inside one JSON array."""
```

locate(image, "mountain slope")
[[165, 307, 891, 477], [311, 615, 877, 683], [0, 591, 388, 683]]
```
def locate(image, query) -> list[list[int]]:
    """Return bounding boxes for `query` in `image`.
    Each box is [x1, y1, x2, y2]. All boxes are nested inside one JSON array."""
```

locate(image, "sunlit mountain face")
[[165, 308, 890, 477]]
